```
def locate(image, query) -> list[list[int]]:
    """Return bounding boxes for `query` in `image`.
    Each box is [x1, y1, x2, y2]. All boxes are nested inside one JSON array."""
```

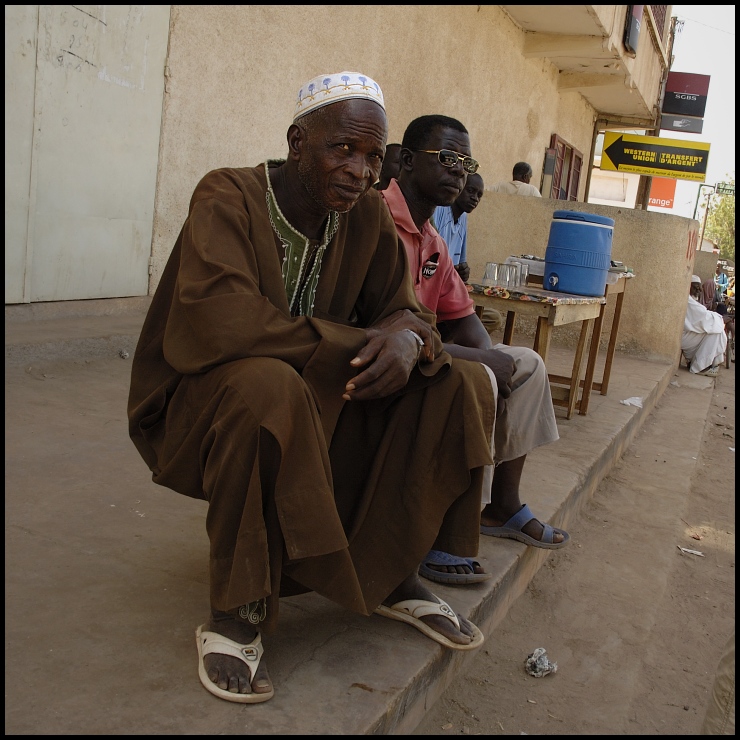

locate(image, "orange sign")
[[649, 177, 677, 209]]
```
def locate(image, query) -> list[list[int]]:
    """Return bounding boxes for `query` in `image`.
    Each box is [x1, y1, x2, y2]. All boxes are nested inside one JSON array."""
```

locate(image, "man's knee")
[[214, 357, 319, 423], [186, 357, 319, 439], [494, 344, 546, 386], [218, 357, 304, 393], [517, 346, 546, 373]]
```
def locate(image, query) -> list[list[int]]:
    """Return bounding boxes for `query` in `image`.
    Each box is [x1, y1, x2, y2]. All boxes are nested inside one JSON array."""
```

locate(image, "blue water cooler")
[[543, 211, 615, 296]]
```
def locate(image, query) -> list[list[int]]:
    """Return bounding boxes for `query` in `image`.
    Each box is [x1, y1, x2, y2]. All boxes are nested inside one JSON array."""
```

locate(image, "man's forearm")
[[440, 313, 493, 350]]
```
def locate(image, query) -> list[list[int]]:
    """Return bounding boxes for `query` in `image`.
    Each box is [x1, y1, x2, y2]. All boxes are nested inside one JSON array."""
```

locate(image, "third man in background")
[[375, 142, 402, 191], [433, 172, 484, 284], [433, 172, 502, 334]]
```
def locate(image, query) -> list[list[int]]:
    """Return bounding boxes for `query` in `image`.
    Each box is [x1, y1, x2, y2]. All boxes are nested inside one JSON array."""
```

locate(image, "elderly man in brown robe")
[[128, 72, 496, 704]]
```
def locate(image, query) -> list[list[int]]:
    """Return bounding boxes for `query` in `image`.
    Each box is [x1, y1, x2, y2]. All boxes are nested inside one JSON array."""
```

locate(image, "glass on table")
[[509, 262, 521, 288], [498, 263, 516, 288], [482, 262, 499, 287]]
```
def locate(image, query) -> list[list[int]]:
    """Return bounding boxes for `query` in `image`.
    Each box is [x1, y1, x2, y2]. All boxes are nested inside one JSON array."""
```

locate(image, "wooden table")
[[471, 284, 604, 419], [550, 273, 632, 415]]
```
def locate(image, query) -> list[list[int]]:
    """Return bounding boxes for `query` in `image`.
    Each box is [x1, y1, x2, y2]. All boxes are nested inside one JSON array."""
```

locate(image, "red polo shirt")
[[381, 179, 474, 323]]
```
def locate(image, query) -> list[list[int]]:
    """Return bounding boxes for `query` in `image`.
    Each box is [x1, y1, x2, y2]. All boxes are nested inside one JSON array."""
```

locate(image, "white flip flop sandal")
[[374, 597, 484, 651], [195, 625, 274, 703]]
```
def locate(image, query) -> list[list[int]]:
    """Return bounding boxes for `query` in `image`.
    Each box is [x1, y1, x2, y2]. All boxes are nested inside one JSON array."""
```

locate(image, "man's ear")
[[286, 123, 305, 162], [399, 147, 414, 173]]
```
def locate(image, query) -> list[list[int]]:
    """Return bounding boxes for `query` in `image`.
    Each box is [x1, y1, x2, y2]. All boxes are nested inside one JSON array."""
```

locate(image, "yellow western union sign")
[[600, 132, 710, 182]]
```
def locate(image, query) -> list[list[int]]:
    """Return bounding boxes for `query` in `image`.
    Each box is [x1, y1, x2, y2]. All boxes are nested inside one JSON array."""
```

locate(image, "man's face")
[[455, 174, 484, 213], [405, 125, 471, 207], [296, 99, 387, 213]]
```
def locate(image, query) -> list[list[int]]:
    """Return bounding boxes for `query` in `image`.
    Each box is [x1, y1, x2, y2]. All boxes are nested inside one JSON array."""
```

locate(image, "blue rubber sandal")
[[480, 504, 570, 549], [419, 549, 491, 585]]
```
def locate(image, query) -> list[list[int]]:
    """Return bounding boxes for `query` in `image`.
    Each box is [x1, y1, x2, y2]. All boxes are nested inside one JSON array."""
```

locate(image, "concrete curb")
[[379, 359, 676, 735]]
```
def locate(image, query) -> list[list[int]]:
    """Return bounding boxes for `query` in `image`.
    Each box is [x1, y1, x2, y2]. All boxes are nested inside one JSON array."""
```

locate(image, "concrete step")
[[5, 302, 690, 734], [414, 363, 726, 736]]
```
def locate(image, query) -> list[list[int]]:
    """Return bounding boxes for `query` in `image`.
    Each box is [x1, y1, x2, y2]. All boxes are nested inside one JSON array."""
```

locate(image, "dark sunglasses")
[[415, 149, 480, 174]]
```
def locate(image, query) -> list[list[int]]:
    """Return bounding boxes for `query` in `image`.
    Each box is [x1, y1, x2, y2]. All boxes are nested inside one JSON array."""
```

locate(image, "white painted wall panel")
[[4, 6, 38, 304], [5, 5, 170, 303]]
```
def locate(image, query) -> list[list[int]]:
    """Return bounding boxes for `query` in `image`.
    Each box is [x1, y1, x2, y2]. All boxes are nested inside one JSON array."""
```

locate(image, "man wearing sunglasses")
[[382, 115, 568, 586]]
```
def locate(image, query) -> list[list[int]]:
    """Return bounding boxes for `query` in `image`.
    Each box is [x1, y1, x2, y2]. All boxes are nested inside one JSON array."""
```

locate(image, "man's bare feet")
[[202, 612, 273, 696], [420, 550, 489, 581], [481, 504, 565, 545], [485, 458, 566, 544], [424, 561, 487, 578], [383, 573, 476, 646]]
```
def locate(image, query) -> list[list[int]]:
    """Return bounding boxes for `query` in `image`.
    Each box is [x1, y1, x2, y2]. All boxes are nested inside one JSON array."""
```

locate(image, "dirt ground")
[[416, 365, 735, 736]]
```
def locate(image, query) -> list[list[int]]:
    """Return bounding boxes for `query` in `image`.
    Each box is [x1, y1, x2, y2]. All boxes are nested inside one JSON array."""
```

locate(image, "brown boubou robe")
[[128, 164, 495, 629]]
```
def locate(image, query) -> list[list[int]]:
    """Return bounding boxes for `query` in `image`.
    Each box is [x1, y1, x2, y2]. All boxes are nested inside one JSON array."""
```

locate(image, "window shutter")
[[549, 134, 583, 201], [568, 152, 583, 201], [551, 135, 565, 198]]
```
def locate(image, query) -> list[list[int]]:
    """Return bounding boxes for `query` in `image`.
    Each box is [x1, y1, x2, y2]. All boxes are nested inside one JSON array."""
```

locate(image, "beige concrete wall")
[[150, 5, 597, 288], [467, 194, 699, 361], [694, 250, 721, 285], [150, 4, 680, 360]]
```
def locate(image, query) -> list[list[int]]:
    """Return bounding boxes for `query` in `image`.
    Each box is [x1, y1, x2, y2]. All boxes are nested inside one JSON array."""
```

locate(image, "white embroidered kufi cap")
[[691, 274, 702, 284], [293, 71, 384, 122]]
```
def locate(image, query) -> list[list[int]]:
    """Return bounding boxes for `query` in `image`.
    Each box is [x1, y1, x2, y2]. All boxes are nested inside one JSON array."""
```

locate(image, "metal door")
[[5, 5, 170, 303]]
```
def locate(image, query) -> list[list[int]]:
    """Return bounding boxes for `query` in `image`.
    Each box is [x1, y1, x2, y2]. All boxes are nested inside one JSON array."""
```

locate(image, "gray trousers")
[[479, 344, 559, 504]]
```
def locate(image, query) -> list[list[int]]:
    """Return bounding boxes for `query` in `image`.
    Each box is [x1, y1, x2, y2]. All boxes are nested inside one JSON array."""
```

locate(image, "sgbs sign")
[[600, 132, 710, 182], [662, 72, 710, 118]]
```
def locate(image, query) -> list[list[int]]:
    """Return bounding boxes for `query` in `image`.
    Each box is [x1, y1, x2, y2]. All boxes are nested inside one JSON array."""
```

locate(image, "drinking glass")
[[498, 264, 514, 288], [482, 262, 499, 287], [510, 262, 522, 288], [519, 263, 530, 286]]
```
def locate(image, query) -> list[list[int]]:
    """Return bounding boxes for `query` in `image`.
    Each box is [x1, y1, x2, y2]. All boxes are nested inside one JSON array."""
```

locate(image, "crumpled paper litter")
[[525, 647, 558, 677]]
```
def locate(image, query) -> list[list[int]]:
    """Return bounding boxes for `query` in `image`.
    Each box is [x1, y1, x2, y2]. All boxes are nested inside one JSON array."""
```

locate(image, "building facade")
[[5, 5, 673, 304]]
